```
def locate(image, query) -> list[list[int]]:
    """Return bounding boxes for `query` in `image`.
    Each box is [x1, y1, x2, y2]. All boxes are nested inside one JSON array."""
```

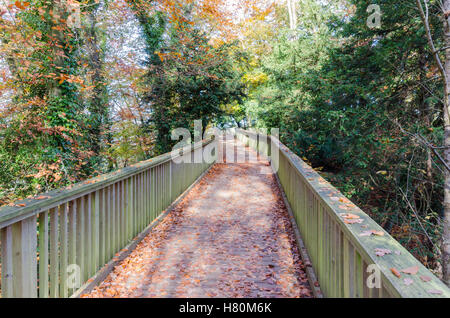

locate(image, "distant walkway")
[[84, 137, 312, 298]]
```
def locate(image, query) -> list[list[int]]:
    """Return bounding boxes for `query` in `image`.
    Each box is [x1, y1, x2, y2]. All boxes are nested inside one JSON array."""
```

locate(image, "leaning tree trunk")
[[443, 0, 450, 286], [417, 0, 450, 286]]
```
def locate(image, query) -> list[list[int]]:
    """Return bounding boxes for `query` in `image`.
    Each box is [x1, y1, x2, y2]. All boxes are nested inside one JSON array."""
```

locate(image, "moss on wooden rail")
[[236, 128, 450, 298], [0, 139, 214, 229]]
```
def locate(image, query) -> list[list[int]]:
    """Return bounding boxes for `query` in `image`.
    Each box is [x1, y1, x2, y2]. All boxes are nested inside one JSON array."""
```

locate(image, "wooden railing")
[[236, 128, 450, 298], [0, 139, 216, 298]]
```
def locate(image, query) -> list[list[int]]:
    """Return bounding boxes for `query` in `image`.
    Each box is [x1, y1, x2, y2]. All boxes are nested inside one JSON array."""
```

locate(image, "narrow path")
[[84, 137, 312, 298]]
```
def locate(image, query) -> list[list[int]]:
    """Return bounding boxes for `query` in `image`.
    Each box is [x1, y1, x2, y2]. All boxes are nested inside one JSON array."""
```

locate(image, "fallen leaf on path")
[[360, 230, 384, 237], [374, 248, 392, 257], [420, 275, 431, 282], [344, 219, 363, 224], [36, 196, 50, 200], [401, 266, 419, 275], [342, 213, 360, 219], [390, 268, 401, 278]]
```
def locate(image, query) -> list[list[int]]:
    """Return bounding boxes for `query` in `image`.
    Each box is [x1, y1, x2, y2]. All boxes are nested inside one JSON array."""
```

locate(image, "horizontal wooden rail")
[[236, 128, 450, 298], [0, 139, 216, 298]]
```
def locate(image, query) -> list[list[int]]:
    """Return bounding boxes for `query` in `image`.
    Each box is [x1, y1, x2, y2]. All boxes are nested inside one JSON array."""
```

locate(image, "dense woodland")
[[0, 0, 450, 285]]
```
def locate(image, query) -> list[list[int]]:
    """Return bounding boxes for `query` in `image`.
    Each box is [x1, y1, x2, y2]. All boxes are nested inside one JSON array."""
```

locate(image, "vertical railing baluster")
[[76, 197, 85, 285], [128, 178, 133, 241], [68, 200, 77, 296], [151, 167, 156, 221], [115, 182, 120, 252], [121, 180, 126, 247], [156, 165, 160, 216], [60, 203, 69, 298], [133, 175, 137, 237], [140, 173, 144, 231], [147, 170, 151, 224], [355, 251, 363, 297], [343, 237, 350, 298], [136, 174, 141, 232], [142, 172, 146, 227], [169, 160, 173, 204], [105, 186, 111, 260], [85, 195, 92, 280], [122, 180, 127, 246], [111, 184, 116, 255], [38, 211, 49, 298], [49, 207, 59, 298], [93, 191, 100, 274], [99, 189, 106, 268], [1, 225, 13, 297]]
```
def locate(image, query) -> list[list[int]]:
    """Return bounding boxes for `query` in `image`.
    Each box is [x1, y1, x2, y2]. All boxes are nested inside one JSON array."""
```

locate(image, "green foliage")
[[244, 0, 444, 268], [135, 4, 246, 154], [0, 0, 107, 203]]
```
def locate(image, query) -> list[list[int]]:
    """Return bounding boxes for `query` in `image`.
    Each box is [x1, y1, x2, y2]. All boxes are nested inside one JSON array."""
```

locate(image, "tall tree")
[[244, 0, 447, 276], [127, 0, 245, 154], [83, 0, 110, 166], [416, 0, 450, 286], [287, 0, 297, 30]]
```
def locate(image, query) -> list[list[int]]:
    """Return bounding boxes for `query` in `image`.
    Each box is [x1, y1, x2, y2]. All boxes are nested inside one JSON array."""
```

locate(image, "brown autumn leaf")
[[401, 266, 419, 275], [374, 248, 392, 257], [360, 230, 383, 237], [36, 196, 50, 200], [420, 275, 432, 282], [390, 268, 401, 278], [344, 219, 363, 224]]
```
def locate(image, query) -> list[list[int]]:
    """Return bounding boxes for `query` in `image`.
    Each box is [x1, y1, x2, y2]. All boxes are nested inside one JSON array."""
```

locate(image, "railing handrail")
[[236, 128, 450, 298], [0, 137, 215, 298], [0, 139, 214, 229]]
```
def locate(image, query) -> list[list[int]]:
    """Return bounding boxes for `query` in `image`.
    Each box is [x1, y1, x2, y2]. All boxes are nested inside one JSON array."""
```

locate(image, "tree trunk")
[[287, 0, 297, 30], [418, 46, 434, 180], [417, 0, 450, 286], [443, 0, 450, 286], [50, 0, 68, 98], [85, 1, 109, 157]]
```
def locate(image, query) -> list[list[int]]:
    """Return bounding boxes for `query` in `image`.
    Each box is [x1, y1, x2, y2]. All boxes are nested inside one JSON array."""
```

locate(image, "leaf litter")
[[83, 142, 313, 298]]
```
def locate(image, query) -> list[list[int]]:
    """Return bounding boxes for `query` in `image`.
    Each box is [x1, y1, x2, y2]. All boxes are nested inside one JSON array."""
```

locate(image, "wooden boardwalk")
[[83, 137, 313, 298], [2, 131, 449, 298]]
